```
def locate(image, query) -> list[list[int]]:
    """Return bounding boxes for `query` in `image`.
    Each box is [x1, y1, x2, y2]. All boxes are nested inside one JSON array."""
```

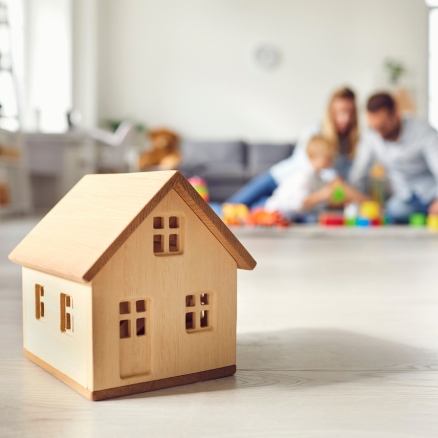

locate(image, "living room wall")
[[96, 0, 429, 141]]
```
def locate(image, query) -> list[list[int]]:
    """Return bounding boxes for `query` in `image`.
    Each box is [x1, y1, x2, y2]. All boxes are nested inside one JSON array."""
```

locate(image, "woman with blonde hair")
[[226, 86, 360, 208]]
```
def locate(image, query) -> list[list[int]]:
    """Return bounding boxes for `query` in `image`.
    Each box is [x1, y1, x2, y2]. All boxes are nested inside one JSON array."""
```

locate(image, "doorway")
[[119, 298, 151, 378]]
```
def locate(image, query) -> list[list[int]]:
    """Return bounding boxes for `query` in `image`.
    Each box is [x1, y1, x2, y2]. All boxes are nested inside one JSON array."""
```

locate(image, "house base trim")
[[24, 349, 236, 401], [24, 349, 93, 399]]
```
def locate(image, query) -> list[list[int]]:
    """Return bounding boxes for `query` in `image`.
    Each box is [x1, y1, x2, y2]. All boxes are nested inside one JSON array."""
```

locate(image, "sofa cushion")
[[207, 180, 251, 203], [246, 143, 295, 177], [179, 140, 246, 179]]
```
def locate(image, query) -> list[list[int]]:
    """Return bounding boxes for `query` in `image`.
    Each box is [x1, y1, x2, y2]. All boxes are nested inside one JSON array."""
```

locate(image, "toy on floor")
[[321, 200, 386, 228], [427, 214, 438, 233], [245, 208, 290, 228], [355, 218, 383, 227], [187, 176, 209, 202], [359, 201, 381, 220], [319, 212, 345, 227], [357, 201, 385, 227], [344, 203, 359, 226], [222, 203, 249, 226], [8, 171, 256, 400], [409, 213, 427, 227]]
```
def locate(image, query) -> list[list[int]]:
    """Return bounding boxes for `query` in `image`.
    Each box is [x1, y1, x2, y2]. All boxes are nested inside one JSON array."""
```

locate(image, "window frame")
[[35, 284, 45, 320], [152, 214, 184, 256], [185, 292, 213, 333], [119, 298, 149, 339], [60, 293, 74, 333]]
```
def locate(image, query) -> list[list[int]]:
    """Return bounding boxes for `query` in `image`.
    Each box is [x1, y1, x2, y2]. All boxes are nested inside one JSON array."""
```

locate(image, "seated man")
[[350, 93, 438, 223]]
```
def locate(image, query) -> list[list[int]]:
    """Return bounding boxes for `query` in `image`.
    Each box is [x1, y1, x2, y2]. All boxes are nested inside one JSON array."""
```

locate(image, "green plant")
[[384, 58, 406, 85]]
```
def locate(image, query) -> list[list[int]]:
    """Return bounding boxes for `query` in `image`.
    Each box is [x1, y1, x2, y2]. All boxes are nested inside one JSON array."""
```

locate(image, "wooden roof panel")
[[9, 171, 256, 283]]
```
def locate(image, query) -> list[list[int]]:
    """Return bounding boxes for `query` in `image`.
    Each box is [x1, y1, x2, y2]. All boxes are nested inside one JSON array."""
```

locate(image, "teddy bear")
[[138, 128, 181, 170]]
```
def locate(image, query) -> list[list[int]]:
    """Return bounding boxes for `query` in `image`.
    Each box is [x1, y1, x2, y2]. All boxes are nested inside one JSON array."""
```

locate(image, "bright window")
[[0, 0, 23, 131]]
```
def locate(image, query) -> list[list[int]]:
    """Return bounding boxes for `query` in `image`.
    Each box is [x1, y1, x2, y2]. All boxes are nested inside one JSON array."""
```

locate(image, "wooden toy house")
[[9, 171, 256, 400]]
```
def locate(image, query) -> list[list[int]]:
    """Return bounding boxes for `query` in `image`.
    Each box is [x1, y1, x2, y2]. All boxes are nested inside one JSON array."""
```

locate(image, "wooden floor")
[[2, 218, 438, 437]]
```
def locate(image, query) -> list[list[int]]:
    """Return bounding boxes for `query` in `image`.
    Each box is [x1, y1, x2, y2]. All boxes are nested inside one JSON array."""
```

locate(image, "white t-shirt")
[[265, 160, 336, 215], [269, 123, 321, 184]]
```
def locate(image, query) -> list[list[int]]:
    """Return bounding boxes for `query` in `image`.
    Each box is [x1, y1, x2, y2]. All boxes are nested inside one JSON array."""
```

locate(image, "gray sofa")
[[178, 140, 295, 202]]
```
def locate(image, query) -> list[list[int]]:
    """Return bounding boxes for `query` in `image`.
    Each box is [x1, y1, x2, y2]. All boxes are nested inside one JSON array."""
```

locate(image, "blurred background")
[[0, 0, 437, 214]]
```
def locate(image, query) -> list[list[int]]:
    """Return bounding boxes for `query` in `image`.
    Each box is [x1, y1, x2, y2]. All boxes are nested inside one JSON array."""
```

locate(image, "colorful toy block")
[[344, 203, 359, 226], [371, 218, 383, 226], [246, 208, 290, 228], [187, 176, 209, 202], [356, 218, 371, 227], [222, 203, 249, 226], [359, 201, 381, 220], [345, 218, 356, 227], [319, 213, 345, 227], [427, 214, 438, 233], [409, 213, 427, 227]]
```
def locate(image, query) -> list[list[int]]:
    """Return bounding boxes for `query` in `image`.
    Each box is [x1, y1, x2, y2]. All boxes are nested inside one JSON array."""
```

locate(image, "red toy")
[[371, 218, 383, 226], [319, 213, 345, 227]]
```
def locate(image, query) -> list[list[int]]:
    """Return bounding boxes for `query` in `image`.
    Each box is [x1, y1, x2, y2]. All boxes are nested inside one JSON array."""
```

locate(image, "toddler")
[[264, 136, 368, 218]]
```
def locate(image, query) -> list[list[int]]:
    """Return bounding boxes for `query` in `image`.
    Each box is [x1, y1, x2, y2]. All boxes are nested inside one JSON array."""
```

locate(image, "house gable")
[[90, 188, 237, 390]]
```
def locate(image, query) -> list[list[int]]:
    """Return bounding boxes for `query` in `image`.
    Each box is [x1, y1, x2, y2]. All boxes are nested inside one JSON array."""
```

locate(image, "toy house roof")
[[9, 171, 256, 283]]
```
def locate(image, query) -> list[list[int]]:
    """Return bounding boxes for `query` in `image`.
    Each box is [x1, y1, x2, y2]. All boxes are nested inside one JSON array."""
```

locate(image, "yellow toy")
[[222, 203, 249, 226], [427, 214, 438, 233], [359, 201, 381, 220]]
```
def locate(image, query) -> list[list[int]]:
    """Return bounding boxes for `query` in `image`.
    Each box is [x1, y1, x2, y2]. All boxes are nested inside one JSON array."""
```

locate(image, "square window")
[[153, 217, 164, 229], [186, 295, 195, 307], [169, 234, 179, 252], [136, 300, 146, 313], [169, 216, 179, 228], [200, 293, 209, 305], [153, 234, 164, 253], [120, 320, 130, 339], [185, 312, 195, 330], [200, 310, 209, 328], [136, 318, 146, 336], [119, 301, 130, 315]]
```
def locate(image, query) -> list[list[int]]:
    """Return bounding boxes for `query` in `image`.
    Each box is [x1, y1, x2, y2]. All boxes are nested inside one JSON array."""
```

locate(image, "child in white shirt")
[[264, 136, 368, 218]]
